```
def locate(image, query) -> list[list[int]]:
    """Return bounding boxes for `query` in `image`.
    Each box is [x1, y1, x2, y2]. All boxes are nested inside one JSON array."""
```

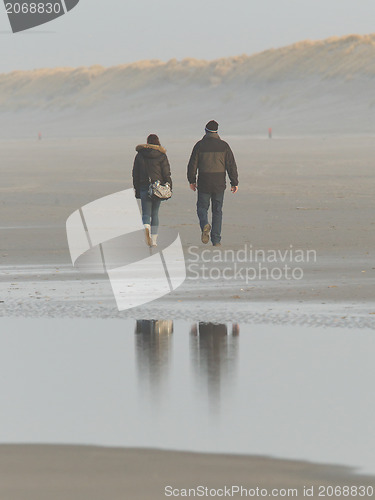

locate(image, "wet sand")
[[0, 445, 374, 500], [0, 135, 374, 322]]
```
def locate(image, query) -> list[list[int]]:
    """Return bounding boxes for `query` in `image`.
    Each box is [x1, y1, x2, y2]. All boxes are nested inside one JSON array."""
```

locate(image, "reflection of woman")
[[135, 320, 174, 397], [132, 134, 172, 247]]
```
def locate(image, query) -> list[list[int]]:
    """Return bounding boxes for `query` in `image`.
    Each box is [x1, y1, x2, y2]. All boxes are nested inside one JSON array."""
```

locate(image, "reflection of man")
[[190, 322, 239, 410], [187, 120, 239, 247]]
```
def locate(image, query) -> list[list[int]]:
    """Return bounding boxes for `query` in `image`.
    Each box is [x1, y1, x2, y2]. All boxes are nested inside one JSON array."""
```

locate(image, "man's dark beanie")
[[205, 120, 219, 133]]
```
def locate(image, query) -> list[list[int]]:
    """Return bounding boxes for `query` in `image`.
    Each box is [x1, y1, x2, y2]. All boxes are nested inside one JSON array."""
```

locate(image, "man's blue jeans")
[[140, 185, 162, 234], [197, 190, 224, 245]]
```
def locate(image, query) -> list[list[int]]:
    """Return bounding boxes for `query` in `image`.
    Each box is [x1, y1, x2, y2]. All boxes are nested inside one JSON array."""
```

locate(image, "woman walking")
[[132, 134, 172, 247]]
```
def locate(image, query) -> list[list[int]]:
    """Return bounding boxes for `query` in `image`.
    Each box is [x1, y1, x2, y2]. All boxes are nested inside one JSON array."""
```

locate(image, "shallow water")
[[0, 317, 374, 475]]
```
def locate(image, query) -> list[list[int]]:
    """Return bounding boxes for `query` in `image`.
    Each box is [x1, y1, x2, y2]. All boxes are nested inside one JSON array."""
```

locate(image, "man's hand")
[[190, 183, 197, 191], [231, 186, 238, 193]]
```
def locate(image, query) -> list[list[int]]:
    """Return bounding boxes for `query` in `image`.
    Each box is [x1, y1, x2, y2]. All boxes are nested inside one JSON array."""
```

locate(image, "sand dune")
[[0, 34, 374, 137]]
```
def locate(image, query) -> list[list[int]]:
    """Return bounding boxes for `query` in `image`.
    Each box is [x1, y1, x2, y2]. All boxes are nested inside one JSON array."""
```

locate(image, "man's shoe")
[[213, 243, 221, 247], [201, 224, 211, 244]]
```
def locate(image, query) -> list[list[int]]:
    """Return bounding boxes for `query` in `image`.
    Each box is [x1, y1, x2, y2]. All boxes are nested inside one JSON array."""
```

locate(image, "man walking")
[[187, 120, 239, 246]]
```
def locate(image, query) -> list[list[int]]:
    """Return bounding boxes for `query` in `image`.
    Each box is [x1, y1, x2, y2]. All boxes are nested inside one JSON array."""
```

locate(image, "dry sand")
[[0, 445, 374, 500]]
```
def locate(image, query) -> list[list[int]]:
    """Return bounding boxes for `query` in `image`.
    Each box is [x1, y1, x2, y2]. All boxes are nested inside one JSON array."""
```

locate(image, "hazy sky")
[[1, 0, 374, 73]]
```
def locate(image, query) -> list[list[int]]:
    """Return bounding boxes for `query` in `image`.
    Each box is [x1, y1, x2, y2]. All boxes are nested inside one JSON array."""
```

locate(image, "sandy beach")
[[0, 445, 374, 500], [0, 135, 374, 325], [1, 33, 375, 495]]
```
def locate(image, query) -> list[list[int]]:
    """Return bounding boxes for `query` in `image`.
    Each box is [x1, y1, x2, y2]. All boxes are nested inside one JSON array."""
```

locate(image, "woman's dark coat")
[[132, 144, 172, 198]]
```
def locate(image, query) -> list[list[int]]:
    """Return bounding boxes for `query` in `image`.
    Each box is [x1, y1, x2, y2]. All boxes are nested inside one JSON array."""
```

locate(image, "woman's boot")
[[144, 224, 152, 246], [151, 234, 158, 247]]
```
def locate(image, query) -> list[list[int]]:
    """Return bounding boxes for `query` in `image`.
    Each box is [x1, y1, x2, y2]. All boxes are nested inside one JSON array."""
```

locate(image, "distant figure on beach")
[[132, 134, 172, 248], [268, 127, 272, 139], [38, 132, 42, 141], [187, 120, 238, 246]]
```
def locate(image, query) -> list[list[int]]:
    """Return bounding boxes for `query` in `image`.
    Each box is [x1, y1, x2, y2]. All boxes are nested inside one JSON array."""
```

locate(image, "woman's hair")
[[147, 134, 161, 146]]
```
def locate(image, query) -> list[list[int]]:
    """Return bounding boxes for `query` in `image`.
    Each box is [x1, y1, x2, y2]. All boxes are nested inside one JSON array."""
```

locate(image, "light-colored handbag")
[[148, 180, 172, 200]]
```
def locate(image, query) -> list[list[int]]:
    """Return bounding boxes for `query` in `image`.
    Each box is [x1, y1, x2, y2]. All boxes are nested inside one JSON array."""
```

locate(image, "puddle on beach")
[[0, 317, 374, 475]]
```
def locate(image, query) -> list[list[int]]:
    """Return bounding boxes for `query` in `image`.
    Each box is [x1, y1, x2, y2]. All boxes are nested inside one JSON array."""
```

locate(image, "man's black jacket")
[[187, 132, 238, 193]]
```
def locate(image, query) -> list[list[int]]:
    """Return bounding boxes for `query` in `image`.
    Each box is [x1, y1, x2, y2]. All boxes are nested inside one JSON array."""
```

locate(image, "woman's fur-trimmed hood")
[[136, 144, 167, 154]]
